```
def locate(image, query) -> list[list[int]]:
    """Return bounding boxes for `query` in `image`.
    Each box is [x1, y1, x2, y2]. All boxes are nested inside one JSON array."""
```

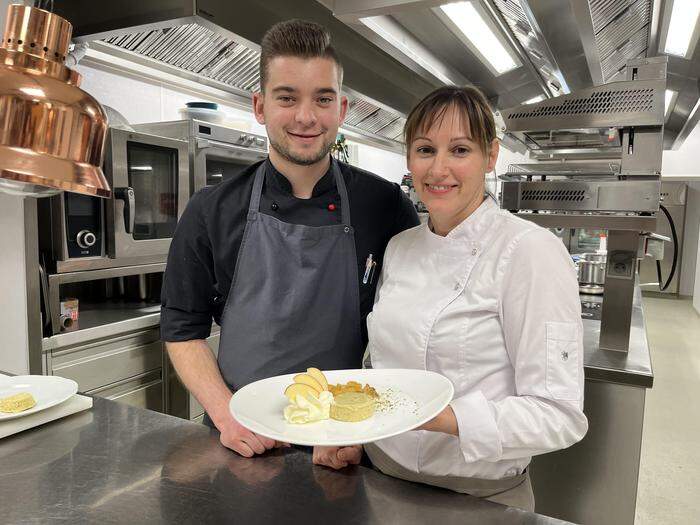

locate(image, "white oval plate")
[[230, 369, 454, 447], [0, 375, 78, 421]]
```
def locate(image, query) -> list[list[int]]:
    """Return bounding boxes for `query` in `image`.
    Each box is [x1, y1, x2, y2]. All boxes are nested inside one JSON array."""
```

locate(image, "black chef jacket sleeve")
[[160, 189, 216, 342], [392, 184, 421, 234]]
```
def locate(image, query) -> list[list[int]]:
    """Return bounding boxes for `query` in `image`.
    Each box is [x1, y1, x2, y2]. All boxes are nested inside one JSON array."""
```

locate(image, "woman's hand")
[[417, 405, 459, 435], [313, 445, 363, 469]]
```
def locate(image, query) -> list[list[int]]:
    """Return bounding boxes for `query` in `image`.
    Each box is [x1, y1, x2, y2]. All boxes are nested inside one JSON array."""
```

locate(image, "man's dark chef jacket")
[[160, 159, 419, 389]]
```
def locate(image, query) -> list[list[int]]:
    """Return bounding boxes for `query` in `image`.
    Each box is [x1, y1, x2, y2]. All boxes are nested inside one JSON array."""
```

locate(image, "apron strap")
[[248, 158, 352, 227], [248, 162, 267, 213], [330, 158, 352, 226]]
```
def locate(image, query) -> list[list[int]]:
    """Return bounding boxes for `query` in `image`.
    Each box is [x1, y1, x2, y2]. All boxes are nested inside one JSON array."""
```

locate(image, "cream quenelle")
[[283, 390, 334, 424]]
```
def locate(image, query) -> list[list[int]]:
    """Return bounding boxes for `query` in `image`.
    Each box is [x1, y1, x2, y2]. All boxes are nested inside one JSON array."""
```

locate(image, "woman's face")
[[408, 105, 498, 227]]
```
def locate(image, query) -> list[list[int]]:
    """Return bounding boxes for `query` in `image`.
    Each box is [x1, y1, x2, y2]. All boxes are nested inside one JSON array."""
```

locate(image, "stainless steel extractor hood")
[[322, 0, 699, 150], [53, 0, 700, 150], [51, 0, 438, 148]]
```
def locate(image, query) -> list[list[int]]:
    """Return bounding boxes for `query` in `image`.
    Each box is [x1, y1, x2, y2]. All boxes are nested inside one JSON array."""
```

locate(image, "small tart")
[[0, 392, 36, 413], [330, 392, 375, 422]]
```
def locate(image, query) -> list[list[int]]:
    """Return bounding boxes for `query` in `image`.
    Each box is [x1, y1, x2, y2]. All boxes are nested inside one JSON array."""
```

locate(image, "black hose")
[[658, 204, 679, 291]]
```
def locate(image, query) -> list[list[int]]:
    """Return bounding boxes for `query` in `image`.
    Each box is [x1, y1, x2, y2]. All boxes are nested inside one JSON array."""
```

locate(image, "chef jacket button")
[[344, 226, 350, 233], [271, 202, 279, 211], [454, 282, 461, 290], [561, 351, 569, 361], [471, 248, 477, 256]]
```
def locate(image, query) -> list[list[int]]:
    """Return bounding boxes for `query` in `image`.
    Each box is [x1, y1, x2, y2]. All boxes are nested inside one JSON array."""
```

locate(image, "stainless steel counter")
[[580, 285, 653, 388], [531, 285, 653, 524], [42, 289, 653, 389], [0, 397, 572, 524]]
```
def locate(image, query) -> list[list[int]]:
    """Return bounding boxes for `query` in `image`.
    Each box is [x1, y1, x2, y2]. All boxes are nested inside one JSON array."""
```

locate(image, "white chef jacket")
[[367, 197, 588, 480]]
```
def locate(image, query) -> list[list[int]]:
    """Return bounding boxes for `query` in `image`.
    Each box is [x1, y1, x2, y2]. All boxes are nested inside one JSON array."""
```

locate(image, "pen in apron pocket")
[[363, 254, 377, 284]]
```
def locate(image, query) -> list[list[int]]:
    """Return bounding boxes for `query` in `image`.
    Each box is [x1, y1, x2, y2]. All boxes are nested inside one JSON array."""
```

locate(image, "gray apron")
[[217, 159, 363, 392]]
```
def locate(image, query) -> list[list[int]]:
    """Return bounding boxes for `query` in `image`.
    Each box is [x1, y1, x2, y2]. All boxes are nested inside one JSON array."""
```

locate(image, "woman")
[[314, 86, 588, 511]]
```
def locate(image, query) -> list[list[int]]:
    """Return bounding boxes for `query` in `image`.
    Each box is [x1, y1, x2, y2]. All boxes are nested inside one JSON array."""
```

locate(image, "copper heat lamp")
[[0, 3, 110, 198]]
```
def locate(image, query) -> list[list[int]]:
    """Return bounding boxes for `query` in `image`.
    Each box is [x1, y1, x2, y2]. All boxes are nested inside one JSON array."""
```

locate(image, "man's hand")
[[219, 414, 289, 457], [312, 445, 362, 469], [165, 341, 289, 457]]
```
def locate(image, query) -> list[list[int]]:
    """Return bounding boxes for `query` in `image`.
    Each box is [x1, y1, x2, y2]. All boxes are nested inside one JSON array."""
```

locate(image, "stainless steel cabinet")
[[48, 326, 164, 412], [91, 370, 164, 411]]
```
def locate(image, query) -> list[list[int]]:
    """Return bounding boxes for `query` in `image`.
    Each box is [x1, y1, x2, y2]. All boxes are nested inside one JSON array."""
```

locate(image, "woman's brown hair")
[[404, 86, 496, 155]]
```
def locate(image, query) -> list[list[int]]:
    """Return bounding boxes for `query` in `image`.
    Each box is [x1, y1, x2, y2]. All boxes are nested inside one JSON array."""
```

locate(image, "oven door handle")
[[114, 187, 135, 234], [196, 138, 267, 158]]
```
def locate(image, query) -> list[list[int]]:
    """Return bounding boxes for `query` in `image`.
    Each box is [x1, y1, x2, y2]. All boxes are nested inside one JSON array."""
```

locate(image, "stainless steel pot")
[[577, 252, 606, 286]]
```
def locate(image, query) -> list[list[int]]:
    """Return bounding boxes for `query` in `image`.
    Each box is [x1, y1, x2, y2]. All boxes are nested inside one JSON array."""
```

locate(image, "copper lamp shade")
[[0, 4, 110, 198]]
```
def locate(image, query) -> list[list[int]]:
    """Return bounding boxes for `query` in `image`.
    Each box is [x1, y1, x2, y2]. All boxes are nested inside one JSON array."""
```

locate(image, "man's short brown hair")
[[404, 86, 496, 156], [259, 19, 343, 91]]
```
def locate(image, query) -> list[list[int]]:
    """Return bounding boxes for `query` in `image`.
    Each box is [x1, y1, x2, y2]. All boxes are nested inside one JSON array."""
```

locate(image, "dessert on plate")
[[328, 380, 378, 399], [330, 392, 375, 422], [0, 392, 37, 413], [282, 369, 378, 424], [283, 368, 333, 424]]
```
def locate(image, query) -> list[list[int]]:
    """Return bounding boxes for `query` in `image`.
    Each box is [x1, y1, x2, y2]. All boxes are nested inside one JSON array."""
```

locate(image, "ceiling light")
[[663, 0, 700, 58], [524, 95, 545, 104], [360, 16, 455, 84], [439, 1, 518, 75], [665, 89, 678, 118]]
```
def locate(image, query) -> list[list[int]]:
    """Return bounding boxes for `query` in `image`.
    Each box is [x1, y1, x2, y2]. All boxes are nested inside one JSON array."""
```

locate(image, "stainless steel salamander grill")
[[499, 57, 666, 352]]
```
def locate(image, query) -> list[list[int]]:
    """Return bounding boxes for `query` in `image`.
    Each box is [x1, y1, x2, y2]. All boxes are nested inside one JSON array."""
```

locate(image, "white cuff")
[[450, 390, 502, 463]]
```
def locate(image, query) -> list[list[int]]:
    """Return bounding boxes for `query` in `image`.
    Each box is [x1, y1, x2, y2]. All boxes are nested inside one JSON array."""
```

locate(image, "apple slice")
[[293, 373, 323, 394], [306, 367, 328, 391], [284, 383, 318, 402]]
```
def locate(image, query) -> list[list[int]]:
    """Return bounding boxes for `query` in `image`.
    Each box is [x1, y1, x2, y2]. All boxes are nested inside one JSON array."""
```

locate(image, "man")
[[161, 19, 418, 464]]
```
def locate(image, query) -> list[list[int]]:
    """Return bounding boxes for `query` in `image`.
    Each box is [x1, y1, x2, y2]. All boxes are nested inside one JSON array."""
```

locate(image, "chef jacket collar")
[[264, 157, 336, 198], [426, 195, 498, 243]]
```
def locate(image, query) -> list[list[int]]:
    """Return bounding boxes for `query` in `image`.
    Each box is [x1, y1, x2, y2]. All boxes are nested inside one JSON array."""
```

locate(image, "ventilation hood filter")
[[0, 4, 110, 198]]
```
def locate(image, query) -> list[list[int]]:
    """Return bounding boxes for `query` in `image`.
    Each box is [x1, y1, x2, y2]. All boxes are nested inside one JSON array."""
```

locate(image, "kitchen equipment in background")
[[578, 253, 606, 295], [178, 102, 226, 123], [0, 4, 110, 198], [134, 120, 267, 193], [42, 192, 106, 263], [499, 56, 666, 352], [38, 128, 189, 272], [103, 105, 133, 131], [639, 182, 686, 294], [103, 128, 189, 262]]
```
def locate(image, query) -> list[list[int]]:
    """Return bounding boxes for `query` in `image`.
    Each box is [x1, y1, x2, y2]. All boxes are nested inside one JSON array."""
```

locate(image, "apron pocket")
[[545, 322, 580, 401]]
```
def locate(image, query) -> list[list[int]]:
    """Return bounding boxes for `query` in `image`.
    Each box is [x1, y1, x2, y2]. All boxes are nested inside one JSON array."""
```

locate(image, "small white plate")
[[0, 375, 78, 421], [230, 369, 454, 447]]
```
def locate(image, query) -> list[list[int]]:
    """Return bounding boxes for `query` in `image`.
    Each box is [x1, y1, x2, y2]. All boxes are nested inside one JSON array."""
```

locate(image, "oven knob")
[[238, 134, 248, 144], [244, 136, 255, 145], [255, 137, 265, 148], [76, 229, 97, 249]]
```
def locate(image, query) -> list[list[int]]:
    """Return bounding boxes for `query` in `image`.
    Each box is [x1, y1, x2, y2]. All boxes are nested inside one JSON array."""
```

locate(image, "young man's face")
[[253, 56, 347, 167]]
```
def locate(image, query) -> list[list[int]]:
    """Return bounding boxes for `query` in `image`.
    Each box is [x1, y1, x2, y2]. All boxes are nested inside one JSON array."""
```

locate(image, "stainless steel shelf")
[[514, 212, 658, 230]]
